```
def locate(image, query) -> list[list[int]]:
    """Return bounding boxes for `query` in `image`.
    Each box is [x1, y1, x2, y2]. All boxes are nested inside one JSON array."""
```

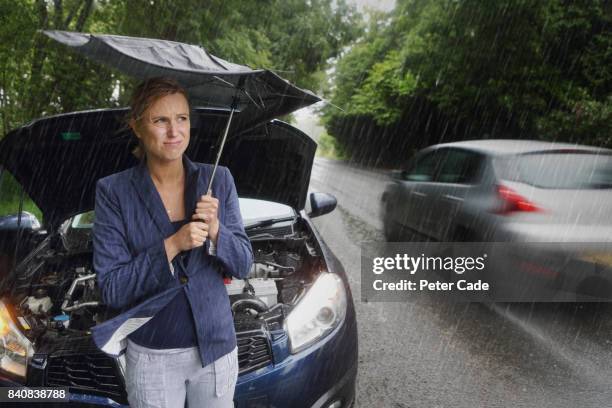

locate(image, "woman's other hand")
[[193, 193, 219, 243], [164, 221, 208, 261]]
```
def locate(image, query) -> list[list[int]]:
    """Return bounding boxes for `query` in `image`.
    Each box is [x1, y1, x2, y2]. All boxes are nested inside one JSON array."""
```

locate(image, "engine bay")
[[5, 219, 326, 344]]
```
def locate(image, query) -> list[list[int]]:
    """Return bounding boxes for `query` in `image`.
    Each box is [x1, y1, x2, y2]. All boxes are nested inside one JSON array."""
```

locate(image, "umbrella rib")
[[212, 76, 263, 110], [320, 98, 346, 113], [212, 75, 236, 88], [241, 89, 263, 110]]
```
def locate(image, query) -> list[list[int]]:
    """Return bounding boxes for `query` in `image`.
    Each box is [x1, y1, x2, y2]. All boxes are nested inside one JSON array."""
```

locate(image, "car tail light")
[[496, 185, 542, 214], [519, 261, 559, 279]]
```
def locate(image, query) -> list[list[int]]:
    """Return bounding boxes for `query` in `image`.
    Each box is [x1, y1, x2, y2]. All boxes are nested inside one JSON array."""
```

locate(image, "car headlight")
[[0, 301, 33, 380], [285, 272, 347, 353]]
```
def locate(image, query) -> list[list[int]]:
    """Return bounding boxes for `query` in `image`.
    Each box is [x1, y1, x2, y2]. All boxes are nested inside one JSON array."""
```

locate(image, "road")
[[308, 157, 612, 408]]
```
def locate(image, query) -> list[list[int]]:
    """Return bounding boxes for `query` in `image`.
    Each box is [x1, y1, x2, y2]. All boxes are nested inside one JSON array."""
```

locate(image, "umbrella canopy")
[[42, 30, 320, 131]]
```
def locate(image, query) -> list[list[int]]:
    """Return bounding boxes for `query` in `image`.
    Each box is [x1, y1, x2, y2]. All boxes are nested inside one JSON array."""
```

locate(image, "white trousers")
[[125, 339, 238, 408]]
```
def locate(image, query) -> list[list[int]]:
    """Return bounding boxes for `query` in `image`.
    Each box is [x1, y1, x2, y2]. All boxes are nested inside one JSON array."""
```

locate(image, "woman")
[[93, 77, 253, 408]]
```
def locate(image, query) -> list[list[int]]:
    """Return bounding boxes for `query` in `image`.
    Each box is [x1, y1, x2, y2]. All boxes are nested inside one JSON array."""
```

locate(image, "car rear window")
[[495, 151, 612, 189]]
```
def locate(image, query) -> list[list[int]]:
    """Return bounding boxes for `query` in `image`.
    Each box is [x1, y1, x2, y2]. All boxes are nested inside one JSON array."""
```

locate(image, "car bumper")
[[1, 306, 358, 408], [234, 302, 358, 408], [495, 222, 612, 243], [473, 235, 612, 300]]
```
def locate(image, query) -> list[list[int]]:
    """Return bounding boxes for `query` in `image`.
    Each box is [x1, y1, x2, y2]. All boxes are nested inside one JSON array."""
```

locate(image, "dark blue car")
[[0, 212, 41, 231], [0, 108, 358, 407]]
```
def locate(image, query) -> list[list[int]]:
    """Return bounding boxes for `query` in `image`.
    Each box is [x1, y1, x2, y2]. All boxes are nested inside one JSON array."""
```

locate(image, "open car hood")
[[0, 108, 316, 227]]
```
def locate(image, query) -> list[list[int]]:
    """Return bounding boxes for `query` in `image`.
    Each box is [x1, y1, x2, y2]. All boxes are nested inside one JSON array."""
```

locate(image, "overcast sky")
[[348, 0, 395, 13]]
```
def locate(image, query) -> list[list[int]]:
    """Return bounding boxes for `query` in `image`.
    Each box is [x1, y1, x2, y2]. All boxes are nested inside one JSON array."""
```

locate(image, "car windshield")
[[69, 198, 296, 230], [496, 152, 612, 189], [0, 170, 42, 225]]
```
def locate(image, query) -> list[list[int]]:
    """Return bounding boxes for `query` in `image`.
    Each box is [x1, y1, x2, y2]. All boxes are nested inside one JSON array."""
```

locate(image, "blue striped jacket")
[[91, 156, 253, 366]]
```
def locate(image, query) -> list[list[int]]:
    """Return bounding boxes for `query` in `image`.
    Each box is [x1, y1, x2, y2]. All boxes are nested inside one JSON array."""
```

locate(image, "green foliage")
[[537, 95, 612, 146], [0, 0, 120, 133], [350, 50, 417, 125], [0, 0, 38, 134], [212, 29, 273, 69], [327, 0, 612, 163], [258, 0, 363, 91], [316, 131, 346, 160], [326, 10, 392, 111]]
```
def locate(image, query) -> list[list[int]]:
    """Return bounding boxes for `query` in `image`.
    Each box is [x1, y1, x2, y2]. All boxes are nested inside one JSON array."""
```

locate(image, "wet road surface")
[[308, 157, 612, 408]]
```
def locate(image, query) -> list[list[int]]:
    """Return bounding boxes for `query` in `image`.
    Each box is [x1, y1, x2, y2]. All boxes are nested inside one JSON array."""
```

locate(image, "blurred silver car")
[[381, 139, 612, 299]]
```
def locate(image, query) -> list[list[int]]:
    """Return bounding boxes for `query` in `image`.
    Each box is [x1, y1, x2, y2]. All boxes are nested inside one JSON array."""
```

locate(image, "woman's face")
[[133, 92, 190, 164]]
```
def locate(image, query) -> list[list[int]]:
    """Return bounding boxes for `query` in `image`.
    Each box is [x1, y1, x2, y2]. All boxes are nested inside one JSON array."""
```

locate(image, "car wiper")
[[248, 233, 276, 240], [244, 216, 297, 231]]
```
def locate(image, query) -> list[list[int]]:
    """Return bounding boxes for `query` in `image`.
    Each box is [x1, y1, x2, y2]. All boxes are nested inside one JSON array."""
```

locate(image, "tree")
[[326, 0, 612, 165]]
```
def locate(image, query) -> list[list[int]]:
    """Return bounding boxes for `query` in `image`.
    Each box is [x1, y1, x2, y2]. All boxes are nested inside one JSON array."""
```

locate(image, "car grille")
[[45, 339, 127, 404], [236, 329, 273, 375], [43, 330, 272, 400]]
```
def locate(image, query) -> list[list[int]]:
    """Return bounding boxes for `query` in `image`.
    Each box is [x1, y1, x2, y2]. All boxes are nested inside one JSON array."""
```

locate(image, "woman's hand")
[[164, 221, 208, 261], [193, 193, 219, 244]]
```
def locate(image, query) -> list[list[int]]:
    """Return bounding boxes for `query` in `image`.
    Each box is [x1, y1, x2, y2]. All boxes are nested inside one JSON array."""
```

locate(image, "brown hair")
[[127, 77, 190, 160]]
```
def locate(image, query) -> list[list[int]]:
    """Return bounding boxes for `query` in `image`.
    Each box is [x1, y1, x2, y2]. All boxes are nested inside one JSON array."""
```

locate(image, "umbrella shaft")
[[207, 107, 235, 193]]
